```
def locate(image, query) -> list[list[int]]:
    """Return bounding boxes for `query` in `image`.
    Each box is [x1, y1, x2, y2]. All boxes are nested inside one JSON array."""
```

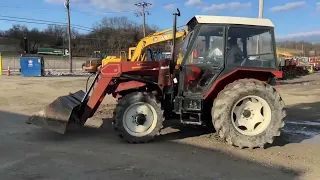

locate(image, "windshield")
[[226, 27, 276, 68], [183, 25, 225, 67], [180, 30, 194, 58]]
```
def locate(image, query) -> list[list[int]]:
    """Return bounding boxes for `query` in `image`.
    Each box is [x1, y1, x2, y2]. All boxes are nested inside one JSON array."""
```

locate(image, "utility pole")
[[65, 0, 72, 73], [259, 0, 264, 18], [257, 0, 264, 54], [135, 2, 152, 37]]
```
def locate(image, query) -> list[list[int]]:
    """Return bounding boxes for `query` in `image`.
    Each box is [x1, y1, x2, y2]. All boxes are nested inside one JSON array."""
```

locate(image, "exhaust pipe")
[[170, 8, 181, 74]]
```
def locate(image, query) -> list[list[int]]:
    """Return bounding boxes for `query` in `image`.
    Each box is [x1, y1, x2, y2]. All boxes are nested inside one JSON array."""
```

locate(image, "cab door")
[[178, 25, 225, 99], [174, 25, 225, 113]]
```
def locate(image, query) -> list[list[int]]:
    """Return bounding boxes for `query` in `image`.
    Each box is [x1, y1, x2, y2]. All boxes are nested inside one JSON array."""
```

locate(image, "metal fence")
[[1, 56, 87, 74]]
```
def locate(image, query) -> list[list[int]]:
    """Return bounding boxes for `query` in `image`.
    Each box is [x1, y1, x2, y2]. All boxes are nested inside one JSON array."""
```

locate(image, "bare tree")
[[1, 16, 160, 56]]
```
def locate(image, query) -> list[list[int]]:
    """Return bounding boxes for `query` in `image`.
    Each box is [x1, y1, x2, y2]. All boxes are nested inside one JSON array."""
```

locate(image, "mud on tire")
[[212, 79, 286, 149], [112, 92, 163, 143]]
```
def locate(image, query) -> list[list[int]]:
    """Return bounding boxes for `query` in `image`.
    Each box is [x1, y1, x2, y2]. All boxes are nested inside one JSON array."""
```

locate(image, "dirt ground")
[[0, 73, 320, 180]]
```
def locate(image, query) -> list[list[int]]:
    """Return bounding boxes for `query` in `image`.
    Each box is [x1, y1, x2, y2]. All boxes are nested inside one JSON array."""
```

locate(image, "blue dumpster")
[[20, 56, 44, 77]]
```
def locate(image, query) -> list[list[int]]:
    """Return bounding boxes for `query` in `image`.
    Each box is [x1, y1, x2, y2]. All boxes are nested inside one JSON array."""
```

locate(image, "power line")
[[0, 2, 182, 34], [71, 9, 134, 16], [0, 14, 185, 35], [71, 2, 178, 16], [0, 2, 178, 15], [0, 15, 92, 31], [0, 5, 60, 11], [0, 4, 135, 16], [0, 18, 92, 32], [0, 17, 165, 38]]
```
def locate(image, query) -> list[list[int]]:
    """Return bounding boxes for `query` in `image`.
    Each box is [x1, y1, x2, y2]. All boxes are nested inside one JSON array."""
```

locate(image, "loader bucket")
[[26, 90, 86, 134]]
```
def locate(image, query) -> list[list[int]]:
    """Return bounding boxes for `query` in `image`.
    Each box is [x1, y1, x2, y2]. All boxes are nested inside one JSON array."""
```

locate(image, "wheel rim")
[[231, 95, 272, 136], [123, 102, 158, 137]]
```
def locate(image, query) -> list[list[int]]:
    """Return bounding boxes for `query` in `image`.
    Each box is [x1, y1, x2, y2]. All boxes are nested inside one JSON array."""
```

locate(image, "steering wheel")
[[198, 57, 223, 67], [197, 58, 209, 64]]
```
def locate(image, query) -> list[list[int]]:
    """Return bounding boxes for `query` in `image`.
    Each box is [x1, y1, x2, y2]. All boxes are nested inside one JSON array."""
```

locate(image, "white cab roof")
[[189, 15, 274, 27]]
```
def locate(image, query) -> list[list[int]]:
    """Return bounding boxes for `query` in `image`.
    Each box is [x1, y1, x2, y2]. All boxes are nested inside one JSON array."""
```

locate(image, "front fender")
[[114, 81, 147, 93]]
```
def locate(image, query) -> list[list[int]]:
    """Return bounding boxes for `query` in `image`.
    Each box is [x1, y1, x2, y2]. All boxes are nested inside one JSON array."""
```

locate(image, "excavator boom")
[[130, 28, 187, 62], [101, 27, 188, 68]]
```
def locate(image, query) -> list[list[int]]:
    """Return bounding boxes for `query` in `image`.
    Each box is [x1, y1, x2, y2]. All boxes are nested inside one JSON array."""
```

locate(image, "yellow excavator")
[[82, 51, 107, 73], [277, 51, 293, 59], [100, 28, 187, 69]]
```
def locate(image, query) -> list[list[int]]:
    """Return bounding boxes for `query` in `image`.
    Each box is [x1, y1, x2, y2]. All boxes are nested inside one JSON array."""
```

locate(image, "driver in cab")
[[226, 37, 244, 66]]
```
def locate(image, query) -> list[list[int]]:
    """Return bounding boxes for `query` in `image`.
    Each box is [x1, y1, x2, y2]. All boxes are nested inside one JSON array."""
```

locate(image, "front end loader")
[[27, 9, 286, 149]]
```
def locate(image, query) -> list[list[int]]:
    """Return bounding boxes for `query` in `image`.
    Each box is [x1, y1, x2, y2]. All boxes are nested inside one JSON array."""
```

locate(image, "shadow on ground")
[[272, 101, 320, 146], [285, 101, 320, 121], [279, 80, 316, 85], [97, 101, 320, 149], [0, 110, 303, 180]]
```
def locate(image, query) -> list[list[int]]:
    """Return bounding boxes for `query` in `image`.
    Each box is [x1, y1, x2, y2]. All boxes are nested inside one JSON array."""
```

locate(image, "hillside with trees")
[[1, 16, 320, 57], [0, 16, 159, 57]]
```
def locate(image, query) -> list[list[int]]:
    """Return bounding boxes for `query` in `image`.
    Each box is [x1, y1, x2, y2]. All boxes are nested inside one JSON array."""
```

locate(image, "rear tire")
[[112, 92, 163, 143], [212, 79, 286, 149]]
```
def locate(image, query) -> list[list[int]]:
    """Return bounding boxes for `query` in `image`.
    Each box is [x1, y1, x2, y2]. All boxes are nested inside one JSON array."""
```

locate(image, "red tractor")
[[27, 10, 286, 149]]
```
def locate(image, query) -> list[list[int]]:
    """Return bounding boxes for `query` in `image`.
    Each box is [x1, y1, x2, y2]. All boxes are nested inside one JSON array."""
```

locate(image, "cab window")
[[185, 25, 224, 67]]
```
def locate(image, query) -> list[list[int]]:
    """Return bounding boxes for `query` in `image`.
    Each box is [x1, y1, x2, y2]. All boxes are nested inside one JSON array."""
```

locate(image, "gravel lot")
[[0, 73, 320, 180]]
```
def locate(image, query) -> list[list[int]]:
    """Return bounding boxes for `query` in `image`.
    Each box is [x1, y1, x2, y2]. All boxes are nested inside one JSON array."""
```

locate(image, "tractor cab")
[[176, 16, 278, 97]]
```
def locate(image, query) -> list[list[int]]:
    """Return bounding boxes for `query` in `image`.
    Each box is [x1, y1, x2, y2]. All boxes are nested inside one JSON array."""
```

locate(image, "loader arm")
[[130, 28, 187, 62], [80, 59, 171, 122], [26, 59, 170, 134]]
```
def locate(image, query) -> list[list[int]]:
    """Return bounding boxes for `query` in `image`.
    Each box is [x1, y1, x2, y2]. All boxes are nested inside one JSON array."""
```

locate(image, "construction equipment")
[[305, 63, 314, 74], [100, 28, 187, 68], [82, 51, 106, 73], [277, 52, 293, 59], [309, 56, 320, 71], [27, 9, 286, 149], [84, 29, 186, 74]]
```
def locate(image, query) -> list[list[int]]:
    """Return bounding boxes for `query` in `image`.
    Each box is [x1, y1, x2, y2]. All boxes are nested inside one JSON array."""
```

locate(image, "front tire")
[[212, 79, 286, 149], [112, 92, 163, 143]]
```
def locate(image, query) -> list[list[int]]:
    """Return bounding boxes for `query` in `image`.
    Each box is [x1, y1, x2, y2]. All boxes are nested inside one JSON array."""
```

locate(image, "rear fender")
[[204, 69, 282, 100]]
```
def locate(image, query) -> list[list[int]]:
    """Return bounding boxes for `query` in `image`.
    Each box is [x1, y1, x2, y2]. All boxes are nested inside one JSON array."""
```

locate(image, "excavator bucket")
[[26, 90, 86, 134]]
